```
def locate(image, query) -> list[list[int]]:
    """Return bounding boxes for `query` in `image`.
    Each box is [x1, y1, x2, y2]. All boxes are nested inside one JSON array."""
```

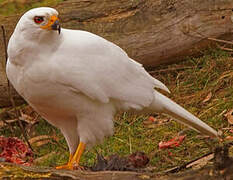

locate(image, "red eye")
[[34, 16, 44, 24]]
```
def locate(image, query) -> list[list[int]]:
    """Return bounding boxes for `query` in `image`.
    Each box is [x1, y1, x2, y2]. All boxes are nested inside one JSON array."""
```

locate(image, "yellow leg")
[[56, 142, 86, 170], [70, 142, 86, 165], [56, 154, 73, 169]]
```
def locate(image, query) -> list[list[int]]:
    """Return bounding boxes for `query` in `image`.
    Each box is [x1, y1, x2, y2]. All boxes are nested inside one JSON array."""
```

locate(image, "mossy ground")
[[1, 49, 233, 172]]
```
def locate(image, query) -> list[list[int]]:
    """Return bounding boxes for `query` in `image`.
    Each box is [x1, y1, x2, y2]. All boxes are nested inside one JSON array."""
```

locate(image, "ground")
[[0, 0, 233, 178]]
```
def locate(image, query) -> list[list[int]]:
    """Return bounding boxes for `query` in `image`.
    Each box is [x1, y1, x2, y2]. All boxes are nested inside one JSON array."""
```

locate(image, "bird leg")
[[70, 142, 86, 169], [56, 142, 86, 170]]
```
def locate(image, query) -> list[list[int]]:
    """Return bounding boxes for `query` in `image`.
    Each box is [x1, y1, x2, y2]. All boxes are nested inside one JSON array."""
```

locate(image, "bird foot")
[[56, 163, 73, 170], [56, 163, 85, 170]]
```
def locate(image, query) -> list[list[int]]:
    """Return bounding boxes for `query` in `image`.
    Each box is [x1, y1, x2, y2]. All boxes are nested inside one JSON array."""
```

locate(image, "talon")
[[56, 164, 73, 170], [56, 163, 85, 170]]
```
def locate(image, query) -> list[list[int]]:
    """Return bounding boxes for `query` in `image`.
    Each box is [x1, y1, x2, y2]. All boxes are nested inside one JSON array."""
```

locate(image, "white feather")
[[6, 7, 218, 153]]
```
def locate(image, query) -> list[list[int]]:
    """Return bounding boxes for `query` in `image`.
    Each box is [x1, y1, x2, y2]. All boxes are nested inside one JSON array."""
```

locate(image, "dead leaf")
[[29, 135, 51, 144], [159, 135, 186, 149], [29, 135, 60, 147], [224, 109, 233, 125], [225, 136, 233, 140], [34, 140, 51, 147], [29, 135, 54, 147], [202, 92, 212, 103], [19, 106, 40, 124]]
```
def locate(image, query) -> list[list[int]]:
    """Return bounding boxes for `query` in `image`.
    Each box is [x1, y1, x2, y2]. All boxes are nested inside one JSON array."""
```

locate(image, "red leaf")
[[159, 135, 186, 149], [148, 116, 156, 122]]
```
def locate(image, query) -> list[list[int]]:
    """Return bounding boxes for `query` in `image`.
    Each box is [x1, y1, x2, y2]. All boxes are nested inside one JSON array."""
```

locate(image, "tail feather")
[[150, 91, 218, 138]]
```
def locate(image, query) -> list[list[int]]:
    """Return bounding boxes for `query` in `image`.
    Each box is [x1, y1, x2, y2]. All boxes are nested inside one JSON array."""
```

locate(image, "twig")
[[207, 37, 233, 46], [186, 29, 233, 46], [164, 142, 233, 174], [217, 46, 233, 52], [1, 25, 8, 62], [1, 25, 33, 152], [148, 66, 192, 74], [163, 151, 213, 174]]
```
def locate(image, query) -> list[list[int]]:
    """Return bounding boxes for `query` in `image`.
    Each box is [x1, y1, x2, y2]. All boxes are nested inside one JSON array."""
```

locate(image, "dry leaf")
[[29, 135, 51, 144], [19, 106, 39, 124], [29, 135, 53, 147], [34, 140, 51, 147], [225, 136, 233, 140], [202, 92, 212, 103], [224, 109, 233, 125], [29, 135, 60, 147]]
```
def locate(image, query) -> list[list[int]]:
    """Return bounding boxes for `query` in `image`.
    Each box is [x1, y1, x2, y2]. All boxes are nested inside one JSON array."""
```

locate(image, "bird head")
[[15, 7, 61, 36]]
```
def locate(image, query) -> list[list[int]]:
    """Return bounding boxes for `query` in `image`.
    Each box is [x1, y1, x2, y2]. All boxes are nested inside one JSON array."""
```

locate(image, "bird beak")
[[51, 20, 61, 34], [41, 15, 61, 34]]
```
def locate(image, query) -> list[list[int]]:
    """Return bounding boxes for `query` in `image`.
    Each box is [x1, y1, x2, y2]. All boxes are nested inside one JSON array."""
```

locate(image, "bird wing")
[[52, 29, 169, 109]]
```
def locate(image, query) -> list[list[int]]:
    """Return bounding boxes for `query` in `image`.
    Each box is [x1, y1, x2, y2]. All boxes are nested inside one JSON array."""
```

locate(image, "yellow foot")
[[55, 163, 85, 170], [56, 164, 73, 170]]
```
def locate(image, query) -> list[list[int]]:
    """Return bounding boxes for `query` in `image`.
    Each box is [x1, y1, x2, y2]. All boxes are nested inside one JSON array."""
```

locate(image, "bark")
[[0, 0, 233, 107]]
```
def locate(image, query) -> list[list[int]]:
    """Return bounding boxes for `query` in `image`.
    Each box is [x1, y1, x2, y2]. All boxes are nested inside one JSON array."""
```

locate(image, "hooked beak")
[[41, 15, 61, 34], [51, 20, 61, 34]]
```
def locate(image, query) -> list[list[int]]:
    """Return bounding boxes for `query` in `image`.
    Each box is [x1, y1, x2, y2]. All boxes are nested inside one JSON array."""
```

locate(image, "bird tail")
[[150, 91, 218, 138]]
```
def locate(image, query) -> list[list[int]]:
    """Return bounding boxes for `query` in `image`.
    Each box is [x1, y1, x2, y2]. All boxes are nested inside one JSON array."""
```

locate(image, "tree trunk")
[[0, 0, 233, 107]]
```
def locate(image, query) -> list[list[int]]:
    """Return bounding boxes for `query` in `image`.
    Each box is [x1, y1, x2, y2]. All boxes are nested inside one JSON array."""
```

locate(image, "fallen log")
[[0, 0, 233, 107]]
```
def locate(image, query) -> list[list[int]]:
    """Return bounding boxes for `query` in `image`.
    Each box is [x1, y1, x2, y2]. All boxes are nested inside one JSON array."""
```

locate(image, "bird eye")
[[34, 16, 44, 24]]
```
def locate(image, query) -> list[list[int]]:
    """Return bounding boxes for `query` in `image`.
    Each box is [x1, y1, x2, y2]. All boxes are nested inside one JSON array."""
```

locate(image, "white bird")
[[6, 7, 218, 170]]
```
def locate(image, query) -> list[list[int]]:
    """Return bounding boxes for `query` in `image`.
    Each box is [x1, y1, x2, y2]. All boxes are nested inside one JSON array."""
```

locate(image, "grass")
[[0, 0, 63, 16], [1, 48, 233, 172]]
